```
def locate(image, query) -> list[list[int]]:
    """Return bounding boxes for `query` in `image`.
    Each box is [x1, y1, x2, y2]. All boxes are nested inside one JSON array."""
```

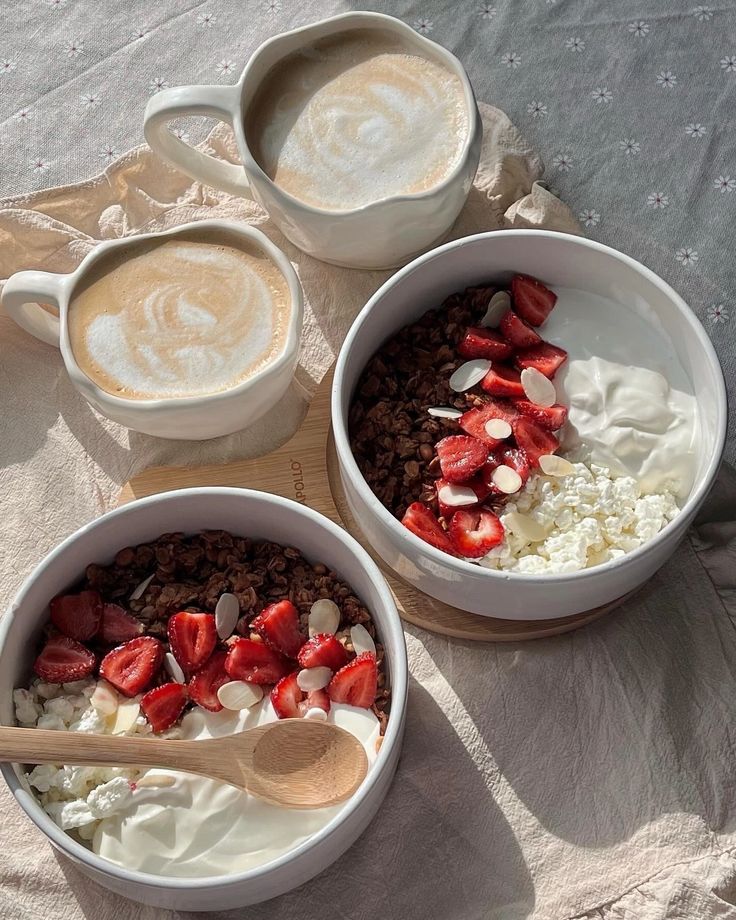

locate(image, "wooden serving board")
[[119, 368, 627, 641]]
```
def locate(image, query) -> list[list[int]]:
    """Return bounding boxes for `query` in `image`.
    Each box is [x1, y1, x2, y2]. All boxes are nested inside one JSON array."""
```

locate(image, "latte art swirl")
[[247, 30, 469, 211]]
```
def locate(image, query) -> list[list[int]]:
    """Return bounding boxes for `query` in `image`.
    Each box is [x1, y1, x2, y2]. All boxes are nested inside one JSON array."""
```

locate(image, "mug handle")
[[144, 84, 253, 198], [2, 270, 67, 347]]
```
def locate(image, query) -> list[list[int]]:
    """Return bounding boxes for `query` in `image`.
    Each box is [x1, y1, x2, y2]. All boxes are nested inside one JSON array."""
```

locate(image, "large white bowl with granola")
[[0, 488, 407, 910]]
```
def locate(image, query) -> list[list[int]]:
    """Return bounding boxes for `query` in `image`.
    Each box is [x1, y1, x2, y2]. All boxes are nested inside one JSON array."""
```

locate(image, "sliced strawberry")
[[435, 478, 479, 520], [467, 466, 496, 503], [495, 447, 531, 485], [297, 633, 350, 671], [480, 364, 525, 398], [449, 508, 505, 558], [401, 502, 456, 554], [299, 687, 331, 716], [188, 650, 229, 712], [251, 600, 305, 659], [225, 637, 292, 685], [514, 399, 568, 431], [98, 603, 143, 643], [168, 612, 217, 673], [512, 416, 560, 466], [457, 327, 514, 361], [141, 682, 188, 733], [436, 434, 488, 483], [271, 671, 303, 719], [99, 635, 164, 697], [511, 274, 557, 326], [49, 590, 102, 641], [499, 309, 543, 348], [459, 399, 518, 447], [327, 652, 377, 708], [514, 342, 568, 378], [33, 635, 96, 683]]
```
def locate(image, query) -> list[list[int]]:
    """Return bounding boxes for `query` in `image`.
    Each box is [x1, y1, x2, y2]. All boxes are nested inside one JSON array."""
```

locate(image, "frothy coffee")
[[246, 29, 469, 211], [68, 232, 292, 401]]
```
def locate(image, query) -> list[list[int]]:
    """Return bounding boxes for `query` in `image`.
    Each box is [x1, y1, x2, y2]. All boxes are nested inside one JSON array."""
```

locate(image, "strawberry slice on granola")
[[512, 416, 560, 466], [225, 637, 292, 685], [33, 635, 96, 683], [459, 399, 518, 446], [297, 633, 349, 672], [480, 364, 526, 398], [499, 309, 543, 348], [511, 274, 558, 326], [49, 590, 102, 642], [401, 502, 456, 554], [436, 434, 488, 482], [100, 635, 164, 697], [141, 682, 188, 733], [457, 327, 514, 361], [271, 671, 303, 719], [251, 600, 305, 659], [188, 649, 230, 712], [513, 399, 568, 431], [514, 342, 568, 379], [328, 652, 377, 708], [98, 603, 144, 644], [168, 611, 217, 673]]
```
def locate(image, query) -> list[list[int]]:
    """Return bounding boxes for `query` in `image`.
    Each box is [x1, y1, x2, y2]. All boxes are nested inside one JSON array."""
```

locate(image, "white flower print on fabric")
[[647, 192, 669, 208], [196, 12, 216, 27], [693, 5, 714, 20], [619, 139, 640, 155], [1, 59, 17, 74], [80, 92, 101, 109], [413, 19, 433, 34], [656, 70, 677, 88], [720, 56, 736, 73], [14, 107, 33, 122], [149, 77, 168, 94], [527, 101, 547, 118], [565, 37, 585, 52], [216, 59, 236, 75], [131, 27, 150, 41], [502, 51, 522, 68], [675, 248, 699, 266], [686, 123, 707, 138], [99, 145, 117, 161], [707, 304, 729, 324], [628, 21, 650, 37], [30, 158, 52, 172], [66, 40, 84, 57], [553, 152, 573, 171], [579, 209, 600, 227], [479, 5, 497, 19], [170, 127, 190, 143], [714, 176, 736, 193], [266, 0, 281, 13], [591, 87, 612, 104]]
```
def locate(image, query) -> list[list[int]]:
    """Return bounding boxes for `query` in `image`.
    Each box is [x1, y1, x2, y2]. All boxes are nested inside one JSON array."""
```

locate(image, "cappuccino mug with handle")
[[143, 11, 482, 270]]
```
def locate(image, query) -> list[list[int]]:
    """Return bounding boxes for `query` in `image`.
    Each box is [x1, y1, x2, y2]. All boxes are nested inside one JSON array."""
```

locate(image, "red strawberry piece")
[[271, 671, 303, 719], [251, 600, 305, 659], [457, 327, 514, 361], [435, 478, 479, 520], [499, 309, 543, 348], [436, 434, 488, 483], [514, 342, 568, 379], [300, 687, 331, 717], [141, 682, 188, 733], [327, 652, 377, 709], [401, 502, 456, 554], [34, 635, 96, 683], [297, 633, 350, 672], [98, 603, 143, 644], [514, 399, 568, 431], [495, 447, 531, 485], [467, 466, 496, 503], [168, 612, 217, 673], [480, 364, 525, 398], [449, 508, 505, 558], [188, 650, 229, 712], [459, 399, 518, 447], [225, 637, 292, 685], [100, 635, 164, 697], [49, 590, 102, 641], [512, 416, 560, 466], [510, 274, 558, 326]]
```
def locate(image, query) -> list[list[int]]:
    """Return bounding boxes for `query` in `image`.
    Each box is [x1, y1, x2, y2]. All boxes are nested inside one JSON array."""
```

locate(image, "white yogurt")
[[93, 700, 380, 878]]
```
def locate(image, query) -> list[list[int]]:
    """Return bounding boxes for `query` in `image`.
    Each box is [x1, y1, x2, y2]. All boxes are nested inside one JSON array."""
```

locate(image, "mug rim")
[[233, 10, 481, 218]]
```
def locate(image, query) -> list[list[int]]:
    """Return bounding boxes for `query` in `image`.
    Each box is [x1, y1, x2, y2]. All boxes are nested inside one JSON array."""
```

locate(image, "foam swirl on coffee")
[[68, 235, 292, 400], [247, 29, 469, 211]]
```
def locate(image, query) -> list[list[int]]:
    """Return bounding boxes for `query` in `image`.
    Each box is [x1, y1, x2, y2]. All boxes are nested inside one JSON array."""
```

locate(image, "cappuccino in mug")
[[245, 28, 470, 211], [68, 231, 292, 401]]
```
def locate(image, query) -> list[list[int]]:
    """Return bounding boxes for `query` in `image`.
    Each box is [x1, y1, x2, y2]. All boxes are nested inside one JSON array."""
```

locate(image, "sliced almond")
[[484, 418, 512, 440], [129, 573, 155, 601], [90, 680, 118, 717], [449, 359, 492, 393], [110, 699, 140, 735], [296, 667, 332, 692], [215, 593, 240, 640], [504, 510, 548, 543], [308, 599, 340, 638], [491, 465, 523, 494], [350, 624, 376, 658], [539, 454, 576, 477], [427, 406, 463, 419], [303, 707, 328, 722], [437, 483, 477, 508], [135, 774, 176, 789], [480, 291, 511, 328], [164, 652, 186, 684], [520, 367, 556, 407], [217, 680, 264, 711]]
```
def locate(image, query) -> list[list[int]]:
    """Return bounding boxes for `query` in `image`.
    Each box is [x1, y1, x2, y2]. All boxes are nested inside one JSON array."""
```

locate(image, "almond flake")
[[296, 667, 332, 692], [438, 483, 477, 507], [538, 454, 575, 477], [129, 573, 155, 601], [135, 774, 176, 789], [217, 680, 264, 711], [484, 418, 512, 440], [110, 699, 140, 735], [308, 599, 340, 638], [520, 367, 556, 407], [480, 291, 511, 328], [449, 359, 492, 393], [350, 624, 376, 657], [304, 707, 328, 721], [90, 680, 118, 716], [492, 465, 523, 494], [504, 511, 548, 543], [427, 406, 463, 419], [215, 592, 240, 640], [164, 652, 186, 684]]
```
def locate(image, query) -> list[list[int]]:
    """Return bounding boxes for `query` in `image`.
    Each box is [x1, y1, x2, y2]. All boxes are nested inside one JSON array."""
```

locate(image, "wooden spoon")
[[0, 718, 368, 809]]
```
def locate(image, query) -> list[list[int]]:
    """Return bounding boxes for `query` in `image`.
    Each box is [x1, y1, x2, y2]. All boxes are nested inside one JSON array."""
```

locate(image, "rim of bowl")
[[0, 487, 408, 890], [332, 229, 728, 584]]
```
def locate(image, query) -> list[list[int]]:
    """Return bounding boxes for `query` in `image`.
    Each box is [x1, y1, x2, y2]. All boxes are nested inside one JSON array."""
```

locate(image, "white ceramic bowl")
[[0, 488, 407, 910], [332, 230, 728, 619]]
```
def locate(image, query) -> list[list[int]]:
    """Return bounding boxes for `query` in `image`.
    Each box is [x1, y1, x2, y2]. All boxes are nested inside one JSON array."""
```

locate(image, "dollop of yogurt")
[[93, 699, 380, 878]]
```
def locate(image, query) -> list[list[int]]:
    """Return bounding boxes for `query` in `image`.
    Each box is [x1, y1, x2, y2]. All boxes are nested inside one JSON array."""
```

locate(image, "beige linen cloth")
[[1, 104, 736, 920]]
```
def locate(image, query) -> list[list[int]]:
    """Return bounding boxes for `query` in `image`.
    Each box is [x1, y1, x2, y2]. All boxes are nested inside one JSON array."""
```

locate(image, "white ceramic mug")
[[143, 12, 482, 270], [1, 220, 304, 440]]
